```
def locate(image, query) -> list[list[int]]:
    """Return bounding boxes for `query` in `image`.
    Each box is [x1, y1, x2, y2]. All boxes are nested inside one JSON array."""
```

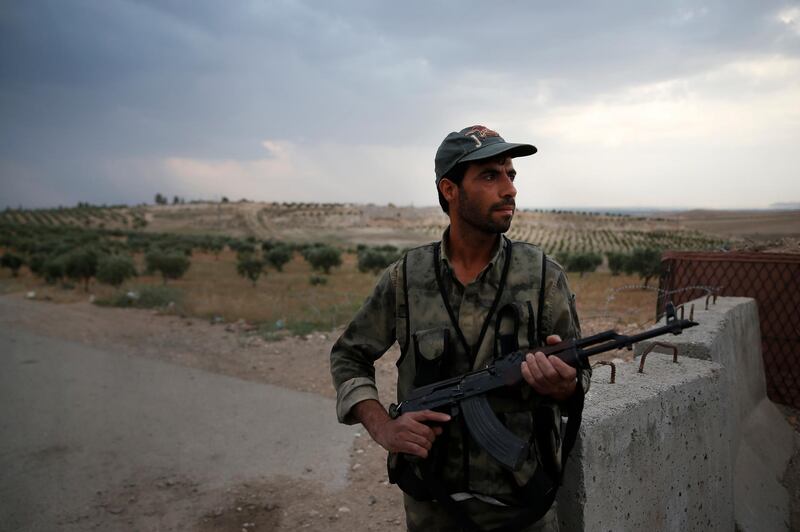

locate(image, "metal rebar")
[[592, 361, 616, 384], [638, 342, 679, 373]]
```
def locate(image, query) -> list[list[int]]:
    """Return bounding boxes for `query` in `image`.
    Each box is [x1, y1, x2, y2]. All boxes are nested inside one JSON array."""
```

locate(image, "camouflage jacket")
[[330, 230, 590, 502]]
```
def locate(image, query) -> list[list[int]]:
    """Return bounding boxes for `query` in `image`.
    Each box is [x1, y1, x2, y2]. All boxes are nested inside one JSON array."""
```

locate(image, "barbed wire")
[[600, 284, 722, 327]]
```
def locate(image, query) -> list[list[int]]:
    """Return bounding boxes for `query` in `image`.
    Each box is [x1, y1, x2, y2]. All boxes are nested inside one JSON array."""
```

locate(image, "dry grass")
[[1, 250, 662, 342], [172, 250, 376, 331], [569, 272, 660, 333]]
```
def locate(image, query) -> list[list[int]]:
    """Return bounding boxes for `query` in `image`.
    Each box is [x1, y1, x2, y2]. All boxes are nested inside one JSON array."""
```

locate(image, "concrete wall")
[[557, 297, 795, 531]]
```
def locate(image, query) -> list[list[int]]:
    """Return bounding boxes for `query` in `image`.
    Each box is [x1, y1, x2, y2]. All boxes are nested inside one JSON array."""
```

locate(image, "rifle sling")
[[418, 460, 557, 532]]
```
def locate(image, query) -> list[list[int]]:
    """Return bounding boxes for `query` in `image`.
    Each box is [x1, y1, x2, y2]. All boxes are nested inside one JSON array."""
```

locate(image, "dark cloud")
[[1, 0, 799, 207]]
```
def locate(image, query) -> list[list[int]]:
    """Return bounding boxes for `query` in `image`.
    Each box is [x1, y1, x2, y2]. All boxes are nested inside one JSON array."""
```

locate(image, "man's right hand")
[[353, 399, 450, 459], [373, 410, 451, 459]]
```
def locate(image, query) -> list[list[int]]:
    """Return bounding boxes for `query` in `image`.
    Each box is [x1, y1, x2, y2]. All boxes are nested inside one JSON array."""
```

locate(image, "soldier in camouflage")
[[330, 125, 590, 531]]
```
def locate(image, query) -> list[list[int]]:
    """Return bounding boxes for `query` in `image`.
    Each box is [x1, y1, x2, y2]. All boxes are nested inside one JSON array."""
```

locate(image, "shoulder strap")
[[392, 252, 413, 361], [401, 252, 410, 353]]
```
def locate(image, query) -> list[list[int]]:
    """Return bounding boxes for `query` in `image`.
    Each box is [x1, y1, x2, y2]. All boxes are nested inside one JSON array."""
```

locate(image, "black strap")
[[402, 253, 410, 353], [494, 302, 522, 358], [433, 237, 513, 366], [536, 253, 547, 346], [560, 374, 585, 473], [526, 301, 536, 349], [433, 242, 470, 355]]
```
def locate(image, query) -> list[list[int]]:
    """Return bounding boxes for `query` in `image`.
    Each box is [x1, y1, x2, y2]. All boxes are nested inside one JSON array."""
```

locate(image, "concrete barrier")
[[557, 297, 796, 531]]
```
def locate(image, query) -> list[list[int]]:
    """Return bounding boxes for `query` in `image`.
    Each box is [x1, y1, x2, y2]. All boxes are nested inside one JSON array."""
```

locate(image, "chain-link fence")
[[656, 251, 800, 409]]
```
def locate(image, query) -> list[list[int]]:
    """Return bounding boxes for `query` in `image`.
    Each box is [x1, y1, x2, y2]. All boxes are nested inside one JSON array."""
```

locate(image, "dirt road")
[[0, 295, 405, 531]]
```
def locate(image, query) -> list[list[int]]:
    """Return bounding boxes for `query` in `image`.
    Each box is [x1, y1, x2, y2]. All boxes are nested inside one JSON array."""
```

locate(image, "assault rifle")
[[391, 303, 698, 471]]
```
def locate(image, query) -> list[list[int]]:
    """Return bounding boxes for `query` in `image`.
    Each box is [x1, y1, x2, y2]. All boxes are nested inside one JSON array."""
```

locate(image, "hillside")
[[659, 209, 800, 239], [5, 202, 783, 256]]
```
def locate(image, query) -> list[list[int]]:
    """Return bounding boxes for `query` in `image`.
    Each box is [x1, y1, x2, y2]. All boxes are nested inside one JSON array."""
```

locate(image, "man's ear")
[[439, 178, 458, 207]]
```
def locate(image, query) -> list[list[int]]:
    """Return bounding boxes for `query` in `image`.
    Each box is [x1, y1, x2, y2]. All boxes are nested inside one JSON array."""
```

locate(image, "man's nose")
[[500, 173, 517, 198]]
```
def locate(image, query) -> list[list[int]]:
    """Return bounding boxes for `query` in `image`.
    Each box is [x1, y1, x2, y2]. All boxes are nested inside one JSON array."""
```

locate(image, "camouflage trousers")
[[404, 494, 559, 532]]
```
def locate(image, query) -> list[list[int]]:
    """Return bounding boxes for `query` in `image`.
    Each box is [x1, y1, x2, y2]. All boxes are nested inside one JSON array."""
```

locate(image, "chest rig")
[[394, 237, 547, 402], [389, 237, 560, 494]]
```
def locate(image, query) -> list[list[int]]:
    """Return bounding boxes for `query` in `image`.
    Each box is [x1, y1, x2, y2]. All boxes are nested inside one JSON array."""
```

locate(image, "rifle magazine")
[[461, 395, 529, 472]]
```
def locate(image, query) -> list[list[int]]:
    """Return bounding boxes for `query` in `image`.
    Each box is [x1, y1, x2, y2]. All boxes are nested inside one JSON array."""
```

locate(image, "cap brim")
[[458, 142, 537, 164]]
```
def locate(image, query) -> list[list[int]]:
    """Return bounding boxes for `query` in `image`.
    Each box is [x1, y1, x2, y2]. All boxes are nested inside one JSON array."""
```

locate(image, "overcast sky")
[[2, 0, 799, 210]]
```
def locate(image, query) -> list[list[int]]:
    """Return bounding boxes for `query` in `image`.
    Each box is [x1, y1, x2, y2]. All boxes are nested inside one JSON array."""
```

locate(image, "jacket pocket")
[[412, 326, 450, 387]]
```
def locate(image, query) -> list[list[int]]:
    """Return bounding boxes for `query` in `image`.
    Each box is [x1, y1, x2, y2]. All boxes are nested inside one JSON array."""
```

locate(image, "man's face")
[[455, 156, 517, 234]]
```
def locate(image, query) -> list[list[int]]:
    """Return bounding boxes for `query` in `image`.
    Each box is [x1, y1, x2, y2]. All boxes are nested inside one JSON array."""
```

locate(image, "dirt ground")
[[1, 292, 408, 532], [3, 291, 799, 531]]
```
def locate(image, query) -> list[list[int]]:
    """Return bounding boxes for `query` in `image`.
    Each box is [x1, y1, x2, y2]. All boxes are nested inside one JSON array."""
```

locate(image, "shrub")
[[236, 253, 265, 286], [357, 246, 400, 274], [563, 252, 602, 277], [27, 253, 47, 277], [96, 254, 137, 288], [261, 240, 273, 252], [309, 275, 328, 286], [0, 252, 24, 277], [265, 245, 293, 272], [63, 247, 99, 291], [606, 252, 628, 276], [145, 250, 191, 284], [229, 240, 255, 254], [42, 256, 66, 284], [303, 245, 341, 274], [626, 247, 663, 287], [556, 252, 601, 277], [207, 238, 225, 259]]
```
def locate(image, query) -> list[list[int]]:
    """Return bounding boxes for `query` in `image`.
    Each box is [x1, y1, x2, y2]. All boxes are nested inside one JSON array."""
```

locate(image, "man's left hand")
[[520, 334, 577, 401]]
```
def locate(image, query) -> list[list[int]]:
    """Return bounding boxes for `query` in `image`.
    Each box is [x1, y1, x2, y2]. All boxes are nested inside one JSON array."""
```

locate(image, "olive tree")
[[96, 254, 137, 288], [606, 252, 628, 276], [265, 245, 293, 272], [625, 247, 663, 288], [236, 253, 266, 286], [145, 250, 191, 284], [0, 252, 24, 277], [303, 245, 341, 274], [560, 252, 602, 278], [42, 256, 66, 285], [63, 247, 99, 291], [357, 246, 400, 274]]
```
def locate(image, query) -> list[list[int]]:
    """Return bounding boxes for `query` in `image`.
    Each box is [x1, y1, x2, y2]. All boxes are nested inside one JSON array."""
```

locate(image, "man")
[[330, 125, 590, 531]]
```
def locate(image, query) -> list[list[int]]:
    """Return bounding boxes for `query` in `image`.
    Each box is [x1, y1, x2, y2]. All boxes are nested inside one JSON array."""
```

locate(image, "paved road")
[[0, 324, 356, 531]]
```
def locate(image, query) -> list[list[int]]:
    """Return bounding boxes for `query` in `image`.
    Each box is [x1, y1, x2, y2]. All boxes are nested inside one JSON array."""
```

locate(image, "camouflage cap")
[[435, 125, 537, 183]]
